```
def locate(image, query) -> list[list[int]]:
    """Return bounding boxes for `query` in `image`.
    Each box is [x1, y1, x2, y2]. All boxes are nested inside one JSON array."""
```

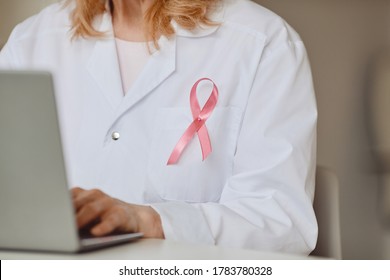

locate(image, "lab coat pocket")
[[147, 107, 242, 202]]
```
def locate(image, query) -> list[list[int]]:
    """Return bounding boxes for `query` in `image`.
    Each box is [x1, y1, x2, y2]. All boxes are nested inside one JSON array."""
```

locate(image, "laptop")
[[0, 71, 143, 253]]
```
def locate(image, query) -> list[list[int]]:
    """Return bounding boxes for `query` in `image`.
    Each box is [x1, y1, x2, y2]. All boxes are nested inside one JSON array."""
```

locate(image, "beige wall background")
[[0, 0, 57, 45], [1, 0, 390, 259]]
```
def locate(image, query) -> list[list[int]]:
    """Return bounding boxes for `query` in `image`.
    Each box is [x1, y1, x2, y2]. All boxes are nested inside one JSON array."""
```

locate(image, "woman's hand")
[[71, 187, 164, 239]]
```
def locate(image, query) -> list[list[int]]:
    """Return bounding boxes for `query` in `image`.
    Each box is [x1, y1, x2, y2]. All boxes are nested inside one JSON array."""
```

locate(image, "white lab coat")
[[0, 0, 318, 254]]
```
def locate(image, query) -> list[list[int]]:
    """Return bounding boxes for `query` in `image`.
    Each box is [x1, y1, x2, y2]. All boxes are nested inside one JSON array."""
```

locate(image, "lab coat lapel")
[[86, 12, 124, 111], [85, 3, 223, 117], [115, 6, 224, 116], [115, 35, 176, 117]]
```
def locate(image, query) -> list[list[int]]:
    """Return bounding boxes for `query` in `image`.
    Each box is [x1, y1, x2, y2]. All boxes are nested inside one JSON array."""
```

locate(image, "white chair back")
[[311, 166, 342, 259]]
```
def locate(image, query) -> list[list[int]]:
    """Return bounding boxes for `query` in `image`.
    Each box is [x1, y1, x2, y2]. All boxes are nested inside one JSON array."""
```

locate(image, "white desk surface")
[[0, 239, 318, 260]]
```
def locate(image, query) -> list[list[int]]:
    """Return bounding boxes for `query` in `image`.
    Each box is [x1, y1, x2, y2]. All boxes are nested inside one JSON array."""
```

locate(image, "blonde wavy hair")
[[66, 0, 220, 47]]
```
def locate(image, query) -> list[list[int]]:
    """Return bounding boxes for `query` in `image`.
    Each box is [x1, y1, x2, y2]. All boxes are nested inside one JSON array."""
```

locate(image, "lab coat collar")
[[172, 2, 225, 38], [86, 1, 224, 116], [86, 11, 123, 111], [87, 10, 176, 118]]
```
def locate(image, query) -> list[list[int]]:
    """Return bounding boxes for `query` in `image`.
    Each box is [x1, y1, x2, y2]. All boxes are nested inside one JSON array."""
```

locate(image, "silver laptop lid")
[[0, 71, 80, 252]]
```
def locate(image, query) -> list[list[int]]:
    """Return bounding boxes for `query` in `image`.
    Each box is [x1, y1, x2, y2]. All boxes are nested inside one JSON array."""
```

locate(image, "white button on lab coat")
[[0, 0, 318, 254]]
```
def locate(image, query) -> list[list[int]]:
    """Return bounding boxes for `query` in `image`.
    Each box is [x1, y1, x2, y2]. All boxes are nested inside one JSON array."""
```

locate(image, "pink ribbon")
[[167, 78, 219, 165]]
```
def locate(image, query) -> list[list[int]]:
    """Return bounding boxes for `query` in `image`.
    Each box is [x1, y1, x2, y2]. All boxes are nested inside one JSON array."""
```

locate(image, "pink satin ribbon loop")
[[167, 78, 219, 165]]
